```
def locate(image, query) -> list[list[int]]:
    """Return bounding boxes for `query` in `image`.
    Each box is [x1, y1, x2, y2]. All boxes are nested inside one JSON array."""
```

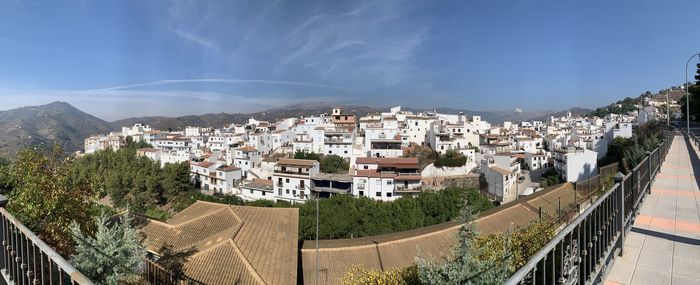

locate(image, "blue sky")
[[0, 0, 699, 120]]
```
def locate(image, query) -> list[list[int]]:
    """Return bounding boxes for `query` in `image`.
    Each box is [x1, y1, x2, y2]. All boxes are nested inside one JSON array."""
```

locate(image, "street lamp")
[[304, 182, 320, 285], [685, 52, 700, 134]]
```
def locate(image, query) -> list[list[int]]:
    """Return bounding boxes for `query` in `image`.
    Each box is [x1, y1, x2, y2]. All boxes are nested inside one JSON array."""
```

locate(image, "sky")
[[1, 0, 699, 121]]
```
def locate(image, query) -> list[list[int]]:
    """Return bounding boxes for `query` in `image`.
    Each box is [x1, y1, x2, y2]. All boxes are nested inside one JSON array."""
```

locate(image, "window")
[[387, 193, 392, 197], [278, 178, 283, 185], [278, 189, 282, 195], [344, 150, 348, 154], [250, 189, 254, 194], [300, 180, 305, 189], [262, 191, 266, 196], [386, 180, 392, 185], [293, 190, 297, 195], [363, 165, 369, 169], [286, 178, 290, 183], [375, 192, 381, 197], [286, 189, 290, 194], [359, 191, 364, 196]]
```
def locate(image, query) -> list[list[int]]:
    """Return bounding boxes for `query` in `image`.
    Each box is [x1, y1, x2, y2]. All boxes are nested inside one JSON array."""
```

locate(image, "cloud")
[[171, 29, 220, 52], [84, 78, 363, 93]]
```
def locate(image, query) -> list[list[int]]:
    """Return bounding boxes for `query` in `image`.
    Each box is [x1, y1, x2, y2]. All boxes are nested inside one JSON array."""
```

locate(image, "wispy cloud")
[[84, 78, 362, 93], [171, 29, 220, 53]]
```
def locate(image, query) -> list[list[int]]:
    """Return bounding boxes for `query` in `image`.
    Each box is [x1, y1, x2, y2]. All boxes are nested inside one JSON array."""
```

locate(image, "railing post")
[[613, 172, 625, 257], [0, 194, 6, 278]]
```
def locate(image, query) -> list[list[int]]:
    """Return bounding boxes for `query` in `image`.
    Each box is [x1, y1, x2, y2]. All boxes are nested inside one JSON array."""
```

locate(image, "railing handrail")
[[0, 207, 94, 284], [503, 182, 620, 284]]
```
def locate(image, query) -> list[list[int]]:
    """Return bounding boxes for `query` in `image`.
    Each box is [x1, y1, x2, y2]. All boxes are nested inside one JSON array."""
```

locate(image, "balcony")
[[0, 196, 93, 285]]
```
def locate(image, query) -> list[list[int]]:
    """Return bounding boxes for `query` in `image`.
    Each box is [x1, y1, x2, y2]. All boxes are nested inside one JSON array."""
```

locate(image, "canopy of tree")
[[434, 149, 468, 168], [297, 187, 493, 240], [589, 97, 641, 118], [539, 168, 562, 188], [680, 84, 700, 120], [293, 151, 349, 173], [6, 145, 97, 255], [599, 121, 663, 172], [66, 140, 194, 218]]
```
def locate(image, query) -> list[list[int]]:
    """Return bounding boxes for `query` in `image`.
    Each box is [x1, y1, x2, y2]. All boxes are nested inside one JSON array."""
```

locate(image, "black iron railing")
[[504, 130, 673, 285], [0, 198, 93, 285]]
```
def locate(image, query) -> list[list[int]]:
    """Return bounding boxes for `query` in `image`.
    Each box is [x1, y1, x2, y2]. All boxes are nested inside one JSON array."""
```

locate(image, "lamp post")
[[685, 53, 700, 134], [304, 182, 320, 285]]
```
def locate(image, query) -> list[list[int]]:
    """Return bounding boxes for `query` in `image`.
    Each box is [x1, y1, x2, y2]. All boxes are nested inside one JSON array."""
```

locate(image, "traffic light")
[[696, 63, 700, 85]]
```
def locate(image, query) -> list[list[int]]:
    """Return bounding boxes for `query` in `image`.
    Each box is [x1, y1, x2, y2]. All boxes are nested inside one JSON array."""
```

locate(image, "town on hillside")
[[83, 96, 677, 206]]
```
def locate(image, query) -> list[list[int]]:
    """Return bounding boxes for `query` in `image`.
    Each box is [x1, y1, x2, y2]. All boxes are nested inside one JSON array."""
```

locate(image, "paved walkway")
[[605, 134, 700, 285]]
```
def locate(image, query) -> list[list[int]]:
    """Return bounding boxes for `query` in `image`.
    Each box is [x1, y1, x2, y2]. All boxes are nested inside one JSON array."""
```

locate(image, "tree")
[[416, 204, 510, 284], [293, 150, 321, 161], [342, 265, 421, 285], [70, 213, 146, 285], [0, 157, 12, 194], [320, 155, 350, 173], [8, 145, 96, 254]]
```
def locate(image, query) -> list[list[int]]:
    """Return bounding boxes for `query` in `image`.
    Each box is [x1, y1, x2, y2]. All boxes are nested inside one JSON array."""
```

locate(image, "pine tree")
[[416, 204, 510, 284], [70, 213, 146, 285]]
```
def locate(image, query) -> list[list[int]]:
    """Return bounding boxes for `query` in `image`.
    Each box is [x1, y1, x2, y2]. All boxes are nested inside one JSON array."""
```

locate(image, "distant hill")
[[113, 103, 597, 130], [0, 101, 113, 159], [650, 87, 686, 102], [112, 102, 384, 130], [531, 107, 593, 122]]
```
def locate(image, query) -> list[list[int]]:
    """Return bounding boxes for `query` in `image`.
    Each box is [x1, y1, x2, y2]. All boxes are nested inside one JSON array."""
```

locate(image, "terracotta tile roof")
[[300, 183, 576, 284], [237, 146, 258, 152], [196, 161, 216, 168], [217, 165, 241, 172], [277, 158, 317, 167], [355, 157, 419, 169], [136, 201, 299, 285]]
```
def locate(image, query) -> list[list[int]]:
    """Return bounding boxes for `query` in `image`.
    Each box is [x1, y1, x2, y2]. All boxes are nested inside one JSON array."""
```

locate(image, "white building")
[[272, 159, 320, 203], [351, 157, 422, 201], [553, 147, 598, 182]]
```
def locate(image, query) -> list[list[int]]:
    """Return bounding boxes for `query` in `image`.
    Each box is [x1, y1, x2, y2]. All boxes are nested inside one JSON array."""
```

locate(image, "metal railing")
[[504, 130, 673, 285], [0, 199, 93, 285]]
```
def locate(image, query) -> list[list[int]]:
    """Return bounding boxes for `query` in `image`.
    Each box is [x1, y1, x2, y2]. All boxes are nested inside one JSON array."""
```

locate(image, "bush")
[[320, 154, 350, 174], [297, 187, 492, 240], [293, 150, 321, 161], [434, 150, 467, 168]]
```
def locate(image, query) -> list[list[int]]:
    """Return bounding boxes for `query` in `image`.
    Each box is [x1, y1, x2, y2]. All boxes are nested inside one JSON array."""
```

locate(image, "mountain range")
[[0, 101, 594, 159]]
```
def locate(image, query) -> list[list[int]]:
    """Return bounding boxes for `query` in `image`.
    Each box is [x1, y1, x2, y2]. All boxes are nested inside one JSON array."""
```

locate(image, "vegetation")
[[70, 213, 146, 285], [320, 154, 350, 173], [417, 204, 555, 284], [434, 149, 467, 168], [403, 144, 437, 169], [342, 265, 421, 285], [599, 121, 663, 172], [66, 140, 194, 218], [0, 157, 12, 194], [6, 145, 97, 255], [416, 205, 510, 284], [293, 151, 350, 173], [293, 150, 321, 161], [589, 97, 641, 117], [539, 168, 561, 188], [680, 83, 700, 120], [297, 187, 492, 240]]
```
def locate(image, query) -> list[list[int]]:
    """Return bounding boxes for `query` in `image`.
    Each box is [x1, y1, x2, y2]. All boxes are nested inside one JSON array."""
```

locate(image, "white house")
[[553, 147, 598, 182], [352, 157, 422, 201], [272, 159, 320, 203]]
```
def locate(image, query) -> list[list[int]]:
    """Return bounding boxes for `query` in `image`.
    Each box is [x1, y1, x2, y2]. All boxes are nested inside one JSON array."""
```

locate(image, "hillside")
[[0, 101, 113, 159], [113, 103, 577, 130], [111, 103, 383, 130], [531, 107, 593, 121]]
